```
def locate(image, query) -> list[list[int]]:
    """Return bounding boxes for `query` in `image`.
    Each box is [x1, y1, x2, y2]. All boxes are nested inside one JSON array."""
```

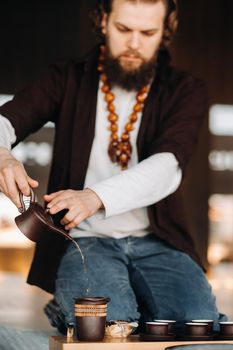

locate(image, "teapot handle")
[[18, 188, 36, 213]]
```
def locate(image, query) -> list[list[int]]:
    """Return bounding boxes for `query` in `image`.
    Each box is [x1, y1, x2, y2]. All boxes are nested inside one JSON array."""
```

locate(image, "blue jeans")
[[52, 234, 226, 333]]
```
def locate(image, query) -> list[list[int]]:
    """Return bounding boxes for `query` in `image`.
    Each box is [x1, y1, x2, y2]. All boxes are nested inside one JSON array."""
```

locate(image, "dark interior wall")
[[0, 1, 233, 265], [173, 1, 233, 104], [0, 1, 84, 92], [171, 1, 233, 265]]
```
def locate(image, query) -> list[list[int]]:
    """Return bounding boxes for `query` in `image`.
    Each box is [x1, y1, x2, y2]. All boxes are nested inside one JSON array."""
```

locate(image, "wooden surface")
[[49, 335, 233, 350]]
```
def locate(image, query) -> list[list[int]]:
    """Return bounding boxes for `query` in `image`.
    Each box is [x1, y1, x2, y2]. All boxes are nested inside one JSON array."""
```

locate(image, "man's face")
[[101, 0, 166, 72]]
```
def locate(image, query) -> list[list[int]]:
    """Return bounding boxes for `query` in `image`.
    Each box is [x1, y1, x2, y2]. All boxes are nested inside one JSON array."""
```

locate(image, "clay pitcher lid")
[[74, 297, 111, 305]]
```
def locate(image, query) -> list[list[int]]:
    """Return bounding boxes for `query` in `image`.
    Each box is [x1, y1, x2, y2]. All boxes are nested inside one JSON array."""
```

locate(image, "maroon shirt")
[[0, 48, 208, 293]]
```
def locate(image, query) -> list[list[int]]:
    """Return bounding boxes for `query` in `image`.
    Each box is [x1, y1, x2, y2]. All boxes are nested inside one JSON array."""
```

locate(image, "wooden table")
[[49, 335, 233, 350]]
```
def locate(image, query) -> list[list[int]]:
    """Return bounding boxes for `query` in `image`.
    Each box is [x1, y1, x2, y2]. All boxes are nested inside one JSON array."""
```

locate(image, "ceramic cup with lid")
[[74, 297, 110, 341]]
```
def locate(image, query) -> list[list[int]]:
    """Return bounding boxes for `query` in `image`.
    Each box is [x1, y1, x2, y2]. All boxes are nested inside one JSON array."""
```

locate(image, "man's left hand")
[[44, 188, 103, 230]]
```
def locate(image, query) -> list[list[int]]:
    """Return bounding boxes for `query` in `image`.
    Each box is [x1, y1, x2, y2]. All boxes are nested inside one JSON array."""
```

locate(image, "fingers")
[[15, 170, 37, 197], [60, 210, 86, 230], [27, 176, 39, 189], [64, 216, 84, 230], [44, 191, 66, 213], [45, 191, 72, 214], [0, 166, 36, 208], [0, 151, 39, 207], [44, 191, 64, 203], [0, 171, 22, 208], [44, 189, 103, 229], [45, 191, 86, 229], [48, 197, 82, 217]]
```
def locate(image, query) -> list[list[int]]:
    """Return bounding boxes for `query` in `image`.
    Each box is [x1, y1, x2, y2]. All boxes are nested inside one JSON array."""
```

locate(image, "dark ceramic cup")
[[219, 322, 233, 335], [154, 319, 176, 333], [185, 322, 208, 336], [146, 322, 169, 335], [74, 297, 110, 341], [191, 319, 214, 333]]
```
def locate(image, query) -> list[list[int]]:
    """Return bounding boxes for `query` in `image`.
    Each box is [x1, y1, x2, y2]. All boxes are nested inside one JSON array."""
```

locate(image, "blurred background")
[[0, 0, 232, 330]]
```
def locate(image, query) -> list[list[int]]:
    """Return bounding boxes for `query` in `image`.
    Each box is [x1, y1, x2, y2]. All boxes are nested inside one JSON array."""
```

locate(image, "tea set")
[[14, 190, 233, 343], [141, 320, 233, 342]]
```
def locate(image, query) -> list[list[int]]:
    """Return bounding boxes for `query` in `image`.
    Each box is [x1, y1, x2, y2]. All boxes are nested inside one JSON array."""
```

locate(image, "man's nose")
[[127, 32, 140, 50]]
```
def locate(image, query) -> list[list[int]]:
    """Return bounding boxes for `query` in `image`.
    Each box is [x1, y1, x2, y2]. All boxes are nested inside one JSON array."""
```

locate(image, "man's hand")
[[44, 188, 103, 230], [0, 147, 39, 208]]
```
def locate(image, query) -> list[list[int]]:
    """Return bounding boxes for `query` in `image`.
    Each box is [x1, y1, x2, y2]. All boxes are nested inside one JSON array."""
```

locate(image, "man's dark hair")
[[93, 0, 178, 47]]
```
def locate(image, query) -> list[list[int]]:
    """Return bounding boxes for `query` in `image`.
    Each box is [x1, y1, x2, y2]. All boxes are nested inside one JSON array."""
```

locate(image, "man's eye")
[[117, 26, 130, 33], [142, 31, 156, 37]]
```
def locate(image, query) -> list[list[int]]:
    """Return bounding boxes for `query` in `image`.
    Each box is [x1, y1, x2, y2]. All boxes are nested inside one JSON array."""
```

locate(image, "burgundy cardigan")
[[0, 48, 208, 293]]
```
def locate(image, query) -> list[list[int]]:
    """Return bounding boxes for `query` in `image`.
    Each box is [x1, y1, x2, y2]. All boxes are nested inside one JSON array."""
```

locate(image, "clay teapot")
[[15, 189, 73, 243]]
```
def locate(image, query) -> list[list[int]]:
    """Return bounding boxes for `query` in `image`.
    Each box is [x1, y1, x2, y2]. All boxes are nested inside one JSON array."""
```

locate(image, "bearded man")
[[0, 0, 226, 334]]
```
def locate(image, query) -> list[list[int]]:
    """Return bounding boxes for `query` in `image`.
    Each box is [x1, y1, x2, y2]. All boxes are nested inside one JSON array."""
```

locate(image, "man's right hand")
[[0, 147, 39, 208]]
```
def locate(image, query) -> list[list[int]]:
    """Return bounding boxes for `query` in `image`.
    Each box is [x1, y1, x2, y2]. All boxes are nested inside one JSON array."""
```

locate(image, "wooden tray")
[[49, 335, 233, 350]]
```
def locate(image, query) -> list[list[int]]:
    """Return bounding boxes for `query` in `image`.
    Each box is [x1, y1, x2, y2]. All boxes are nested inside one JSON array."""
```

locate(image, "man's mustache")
[[120, 51, 143, 59]]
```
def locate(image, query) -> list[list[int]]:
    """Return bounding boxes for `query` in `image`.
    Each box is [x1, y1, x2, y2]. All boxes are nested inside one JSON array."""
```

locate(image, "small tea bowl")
[[219, 322, 233, 335], [185, 322, 208, 336], [191, 319, 214, 333], [146, 322, 169, 336], [154, 319, 176, 334]]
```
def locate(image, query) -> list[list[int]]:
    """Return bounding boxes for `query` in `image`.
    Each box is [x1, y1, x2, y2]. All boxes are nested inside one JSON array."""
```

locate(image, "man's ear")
[[101, 13, 107, 35]]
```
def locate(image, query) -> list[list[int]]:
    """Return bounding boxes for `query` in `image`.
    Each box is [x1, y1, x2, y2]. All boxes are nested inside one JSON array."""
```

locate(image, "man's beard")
[[103, 44, 158, 92]]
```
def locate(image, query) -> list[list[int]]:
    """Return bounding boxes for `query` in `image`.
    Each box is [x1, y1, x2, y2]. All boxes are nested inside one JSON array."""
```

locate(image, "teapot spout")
[[48, 223, 72, 240]]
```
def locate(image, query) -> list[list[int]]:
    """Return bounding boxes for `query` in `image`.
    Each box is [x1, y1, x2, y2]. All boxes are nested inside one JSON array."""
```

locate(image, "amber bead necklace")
[[97, 46, 149, 170]]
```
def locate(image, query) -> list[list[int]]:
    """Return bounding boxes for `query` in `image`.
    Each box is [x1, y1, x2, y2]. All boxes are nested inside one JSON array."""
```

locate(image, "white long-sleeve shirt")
[[0, 81, 182, 238]]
